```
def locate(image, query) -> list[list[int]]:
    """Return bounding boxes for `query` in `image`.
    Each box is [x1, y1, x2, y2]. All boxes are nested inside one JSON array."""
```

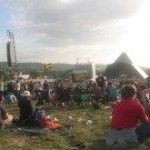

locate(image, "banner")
[[43, 63, 52, 71], [72, 70, 88, 82]]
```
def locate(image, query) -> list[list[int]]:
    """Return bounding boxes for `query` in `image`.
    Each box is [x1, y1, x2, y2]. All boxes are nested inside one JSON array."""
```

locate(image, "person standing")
[[42, 80, 49, 103], [14, 80, 21, 98], [28, 81, 34, 94], [106, 82, 118, 102], [96, 74, 105, 92], [0, 80, 4, 96]]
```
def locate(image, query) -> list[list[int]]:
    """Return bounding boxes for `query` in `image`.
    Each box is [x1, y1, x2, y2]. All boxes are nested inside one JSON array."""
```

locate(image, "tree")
[[29, 70, 41, 79]]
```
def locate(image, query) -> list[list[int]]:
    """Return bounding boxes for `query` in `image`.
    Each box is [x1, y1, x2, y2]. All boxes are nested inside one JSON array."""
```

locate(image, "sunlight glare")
[[118, 0, 150, 67], [59, 0, 72, 4]]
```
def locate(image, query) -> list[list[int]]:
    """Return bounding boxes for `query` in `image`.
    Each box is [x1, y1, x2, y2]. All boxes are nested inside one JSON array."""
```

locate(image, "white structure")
[[72, 63, 96, 82], [115, 53, 148, 79]]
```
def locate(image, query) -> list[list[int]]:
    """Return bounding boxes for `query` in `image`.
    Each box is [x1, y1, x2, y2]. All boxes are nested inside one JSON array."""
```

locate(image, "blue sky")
[[0, 0, 150, 67], [0, 1, 10, 37]]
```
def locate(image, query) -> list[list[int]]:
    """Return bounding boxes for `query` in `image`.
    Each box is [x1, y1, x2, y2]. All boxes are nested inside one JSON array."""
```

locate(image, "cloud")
[[0, 37, 2, 44], [3, 0, 150, 67], [0, 36, 7, 61], [4, 0, 144, 46], [16, 44, 123, 64]]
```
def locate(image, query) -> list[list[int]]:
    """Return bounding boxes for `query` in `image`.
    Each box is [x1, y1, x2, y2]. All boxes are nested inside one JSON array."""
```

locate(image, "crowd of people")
[[0, 74, 150, 148]]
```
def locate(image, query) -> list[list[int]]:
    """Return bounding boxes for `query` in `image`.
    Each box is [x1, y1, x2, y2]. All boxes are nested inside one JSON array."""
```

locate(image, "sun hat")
[[23, 91, 31, 97]]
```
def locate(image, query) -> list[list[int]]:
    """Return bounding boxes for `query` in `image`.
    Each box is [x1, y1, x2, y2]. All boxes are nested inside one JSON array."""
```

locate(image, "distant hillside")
[[0, 62, 75, 73], [0, 62, 8, 68], [0, 62, 149, 75]]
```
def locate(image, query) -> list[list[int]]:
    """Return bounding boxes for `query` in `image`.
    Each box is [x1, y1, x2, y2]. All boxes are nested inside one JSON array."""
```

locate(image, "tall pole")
[[6, 30, 18, 68], [6, 30, 18, 80]]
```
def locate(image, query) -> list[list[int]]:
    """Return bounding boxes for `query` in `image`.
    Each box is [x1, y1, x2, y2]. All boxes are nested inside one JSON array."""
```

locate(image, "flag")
[[43, 63, 52, 71]]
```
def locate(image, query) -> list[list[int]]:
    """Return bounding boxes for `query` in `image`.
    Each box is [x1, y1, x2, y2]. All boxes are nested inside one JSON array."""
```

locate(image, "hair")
[[0, 95, 4, 102], [121, 84, 136, 99], [108, 81, 112, 86]]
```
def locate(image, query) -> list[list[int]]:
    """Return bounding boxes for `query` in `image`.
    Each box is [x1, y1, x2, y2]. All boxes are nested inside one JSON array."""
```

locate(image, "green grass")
[[1, 103, 150, 150]]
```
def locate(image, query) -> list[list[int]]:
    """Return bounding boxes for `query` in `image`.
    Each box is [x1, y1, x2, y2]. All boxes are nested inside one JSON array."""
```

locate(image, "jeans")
[[135, 122, 150, 141]]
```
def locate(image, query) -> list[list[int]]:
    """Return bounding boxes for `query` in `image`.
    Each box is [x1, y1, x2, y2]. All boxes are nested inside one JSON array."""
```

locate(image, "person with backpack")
[[18, 91, 35, 126]]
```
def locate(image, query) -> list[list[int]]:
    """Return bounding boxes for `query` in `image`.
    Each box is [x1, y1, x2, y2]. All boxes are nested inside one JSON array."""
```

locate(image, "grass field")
[[1, 103, 150, 150]]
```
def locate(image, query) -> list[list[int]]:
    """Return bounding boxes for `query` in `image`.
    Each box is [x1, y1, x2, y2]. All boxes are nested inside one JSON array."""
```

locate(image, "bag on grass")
[[39, 118, 62, 129]]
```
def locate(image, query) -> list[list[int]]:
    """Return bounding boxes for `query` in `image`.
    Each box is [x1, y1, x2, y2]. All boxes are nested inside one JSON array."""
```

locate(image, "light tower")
[[6, 30, 18, 70], [6, 30, 18, 80]]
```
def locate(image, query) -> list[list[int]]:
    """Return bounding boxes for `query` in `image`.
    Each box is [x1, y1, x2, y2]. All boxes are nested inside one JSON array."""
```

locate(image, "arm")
[[2, 113, 9, 120], [0, 105, 8, 120], [138, 104, 149, 123]]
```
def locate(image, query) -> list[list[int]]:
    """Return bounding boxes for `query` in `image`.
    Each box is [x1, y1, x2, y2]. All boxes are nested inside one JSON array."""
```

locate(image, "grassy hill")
[[1, 103, 150, 150]]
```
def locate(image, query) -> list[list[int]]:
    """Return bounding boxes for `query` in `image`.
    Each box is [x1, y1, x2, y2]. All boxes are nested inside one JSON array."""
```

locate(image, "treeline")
[[0, 62, 106, 73], [0, 62, 107, 79], [0, 62, 149, 79]]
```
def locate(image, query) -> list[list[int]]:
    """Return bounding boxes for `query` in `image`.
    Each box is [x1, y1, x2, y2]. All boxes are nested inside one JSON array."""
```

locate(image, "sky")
[[0, 0, 150, 67]]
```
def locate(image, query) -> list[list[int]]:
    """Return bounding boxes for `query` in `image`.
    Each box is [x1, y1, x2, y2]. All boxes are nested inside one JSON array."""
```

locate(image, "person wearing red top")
[[106, 84, 150, 149], [111, 98, 148, 129]]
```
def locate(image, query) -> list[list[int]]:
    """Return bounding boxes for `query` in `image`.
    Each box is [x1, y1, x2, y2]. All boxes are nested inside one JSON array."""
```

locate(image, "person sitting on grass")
[[106, 84, 150, 149], [5, 92, 17, 104], [0, 95, 13, 129], [106, 81, 118, 102], [90, 82, 103, 109], [18, 91, 35, 126]]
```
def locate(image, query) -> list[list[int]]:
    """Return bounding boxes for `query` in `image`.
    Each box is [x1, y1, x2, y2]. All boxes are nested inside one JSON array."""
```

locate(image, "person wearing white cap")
[[18, 91, 34, 126]]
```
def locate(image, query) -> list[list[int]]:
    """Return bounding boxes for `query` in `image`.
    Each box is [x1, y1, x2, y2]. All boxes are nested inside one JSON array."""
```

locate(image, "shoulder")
[[0, 104, 5, 109], [131, 99, 145, 110], [0, 104, 7, 113]]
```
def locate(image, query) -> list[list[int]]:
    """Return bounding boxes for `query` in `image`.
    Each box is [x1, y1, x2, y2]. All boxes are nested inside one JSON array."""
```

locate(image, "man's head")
[[121, 84, 136, 99], [108, 81, 112, 86]]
